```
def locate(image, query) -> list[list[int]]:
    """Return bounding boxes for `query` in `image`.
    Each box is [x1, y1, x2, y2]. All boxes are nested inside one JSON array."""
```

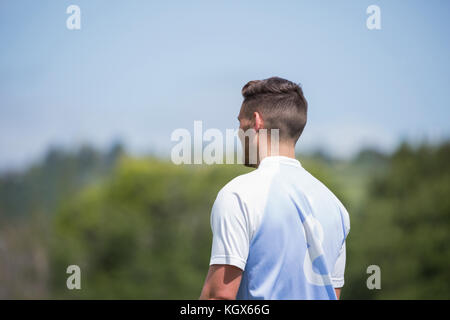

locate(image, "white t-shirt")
[[209, 156, 350, 299]]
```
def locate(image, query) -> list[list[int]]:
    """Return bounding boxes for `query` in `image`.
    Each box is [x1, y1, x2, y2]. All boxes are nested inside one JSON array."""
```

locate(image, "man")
[[199, 77, 350, 300]]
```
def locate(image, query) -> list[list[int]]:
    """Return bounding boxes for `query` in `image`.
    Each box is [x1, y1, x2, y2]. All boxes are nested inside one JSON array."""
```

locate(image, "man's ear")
[[253, 112, 264, 132]]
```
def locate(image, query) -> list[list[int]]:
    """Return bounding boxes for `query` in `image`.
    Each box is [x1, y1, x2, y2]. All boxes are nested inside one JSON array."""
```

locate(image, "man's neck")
[[257, 143, 296, 166]]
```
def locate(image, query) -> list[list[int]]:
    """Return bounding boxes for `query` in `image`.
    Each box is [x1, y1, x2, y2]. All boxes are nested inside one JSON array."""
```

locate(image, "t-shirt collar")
[[258, 155, 302, 168]]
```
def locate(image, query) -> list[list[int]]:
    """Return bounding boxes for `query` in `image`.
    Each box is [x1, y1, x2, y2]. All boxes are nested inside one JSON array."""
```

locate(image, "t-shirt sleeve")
[[331, 242, 346, 288], [331, 200, 350, 288], [209, 189, 250, 271]]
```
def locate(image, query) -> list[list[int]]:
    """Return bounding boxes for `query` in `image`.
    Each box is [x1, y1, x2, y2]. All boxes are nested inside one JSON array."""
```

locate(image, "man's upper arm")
[[201, 188, 249, 299], [331, 242, 346, 288], [333, 202, 350, 291], [199, 264, 243, 300], [209, 189, 250, 270]]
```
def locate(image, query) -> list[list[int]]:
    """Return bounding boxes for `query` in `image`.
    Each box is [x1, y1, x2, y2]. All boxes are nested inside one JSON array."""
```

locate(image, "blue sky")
[[1, 0, 449, 170]]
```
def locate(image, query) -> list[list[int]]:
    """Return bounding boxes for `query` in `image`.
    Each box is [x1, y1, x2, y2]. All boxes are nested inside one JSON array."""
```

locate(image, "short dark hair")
[[241, 76, 308, 143]]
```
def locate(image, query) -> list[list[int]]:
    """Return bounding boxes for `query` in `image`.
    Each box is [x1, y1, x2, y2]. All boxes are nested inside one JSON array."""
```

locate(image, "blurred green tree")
[[50, 158, 250, 298], [343, 142, 450, 299]]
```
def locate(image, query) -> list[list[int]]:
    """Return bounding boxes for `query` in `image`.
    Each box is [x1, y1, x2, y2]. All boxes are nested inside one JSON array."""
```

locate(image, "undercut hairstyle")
[[241, 76, 308, 143]]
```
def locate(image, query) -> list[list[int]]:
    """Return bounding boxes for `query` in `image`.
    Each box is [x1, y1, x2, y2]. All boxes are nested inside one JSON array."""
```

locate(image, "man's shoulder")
[[216, 167, 275, 205], [219, 169, 261, 195], [302, 169, 351, 233]]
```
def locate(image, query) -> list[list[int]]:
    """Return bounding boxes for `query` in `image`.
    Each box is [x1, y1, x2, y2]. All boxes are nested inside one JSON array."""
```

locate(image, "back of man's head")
[[241, 77, 308, 144]]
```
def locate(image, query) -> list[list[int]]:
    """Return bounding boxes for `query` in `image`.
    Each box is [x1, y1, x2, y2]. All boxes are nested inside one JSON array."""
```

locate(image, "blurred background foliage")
[[0, 141, 449, 299]]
